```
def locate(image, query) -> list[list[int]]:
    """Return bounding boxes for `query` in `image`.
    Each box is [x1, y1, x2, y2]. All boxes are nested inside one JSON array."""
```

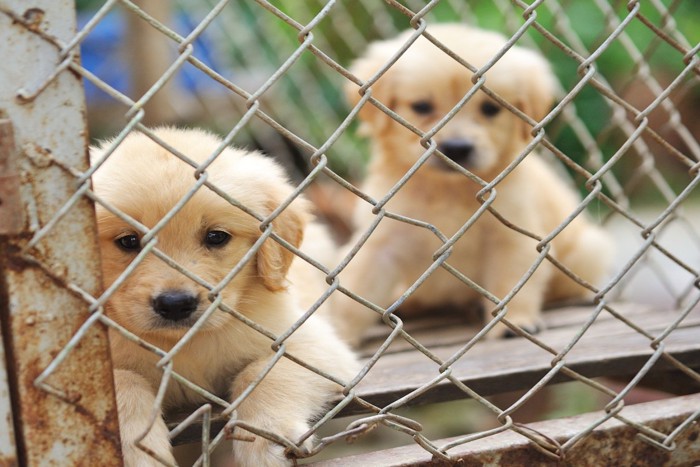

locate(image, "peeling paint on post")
[[0, 119, 24, 236], [0, 1, 121, 465]]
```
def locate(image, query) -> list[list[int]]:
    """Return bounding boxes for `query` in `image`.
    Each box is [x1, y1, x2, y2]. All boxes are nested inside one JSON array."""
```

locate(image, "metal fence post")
[[0, 1, 121, 464]]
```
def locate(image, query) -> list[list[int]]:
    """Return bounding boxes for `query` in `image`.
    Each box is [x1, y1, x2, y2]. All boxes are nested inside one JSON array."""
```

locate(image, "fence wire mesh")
[[1, 0, 699, 465]]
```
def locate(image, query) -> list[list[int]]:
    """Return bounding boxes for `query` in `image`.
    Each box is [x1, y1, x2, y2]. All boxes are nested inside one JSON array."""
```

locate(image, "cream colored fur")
[[91, 128, 358, 466], [335, 24, 614, 343]]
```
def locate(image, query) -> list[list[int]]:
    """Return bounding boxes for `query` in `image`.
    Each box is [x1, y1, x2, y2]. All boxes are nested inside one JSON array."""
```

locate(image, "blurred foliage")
[[76, 0, 105, 11], [261, 0, 699, 200], [78, 0, 699, 200]]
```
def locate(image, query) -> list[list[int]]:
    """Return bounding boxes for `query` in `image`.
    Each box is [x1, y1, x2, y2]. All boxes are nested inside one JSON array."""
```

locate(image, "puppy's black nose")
[[438, 139, 475, 166], [151, 290, 198, 321]]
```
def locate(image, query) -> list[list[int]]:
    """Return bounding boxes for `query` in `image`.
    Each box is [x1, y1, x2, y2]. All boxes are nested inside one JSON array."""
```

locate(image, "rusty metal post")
[[0, 322, 18, 465], [0, 1, 121, 465]]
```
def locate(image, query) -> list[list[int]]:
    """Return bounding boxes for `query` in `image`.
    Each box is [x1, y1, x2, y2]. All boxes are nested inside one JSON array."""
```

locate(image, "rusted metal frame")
[[0, 119, 26, 464], [0, 1, 121, 464]]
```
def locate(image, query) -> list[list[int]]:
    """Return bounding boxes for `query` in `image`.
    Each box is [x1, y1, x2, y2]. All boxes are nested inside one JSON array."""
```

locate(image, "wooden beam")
[[309, 393, 700, 466]]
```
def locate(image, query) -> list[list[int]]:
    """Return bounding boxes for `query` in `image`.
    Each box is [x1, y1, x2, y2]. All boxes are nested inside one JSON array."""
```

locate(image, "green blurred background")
[[76, 0, 700, 206]]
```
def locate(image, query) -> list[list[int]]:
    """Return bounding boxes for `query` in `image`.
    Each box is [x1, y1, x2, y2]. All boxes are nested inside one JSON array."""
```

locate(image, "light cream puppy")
[[336, 24, 613, 343], [91, 128, 358, 466]]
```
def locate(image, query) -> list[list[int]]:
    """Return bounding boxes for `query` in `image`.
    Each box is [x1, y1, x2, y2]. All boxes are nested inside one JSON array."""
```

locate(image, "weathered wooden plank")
[[309, 393, 700, 466], [169, 303, 700, 445], [358, 302, 671, 356], [343, 304, 700, 415]]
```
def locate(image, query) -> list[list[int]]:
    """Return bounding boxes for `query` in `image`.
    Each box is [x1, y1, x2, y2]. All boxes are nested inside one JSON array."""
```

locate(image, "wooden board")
[[309, 393, 700, 466], [341, 302, 700, 415], [169, 302, 700, 445]]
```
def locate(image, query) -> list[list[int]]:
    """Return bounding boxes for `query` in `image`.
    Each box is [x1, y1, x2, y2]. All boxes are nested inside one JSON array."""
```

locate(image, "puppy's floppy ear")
[[257, 197, 309, 291], [345, 43, 396, 137], [510, 48, 558, 140]]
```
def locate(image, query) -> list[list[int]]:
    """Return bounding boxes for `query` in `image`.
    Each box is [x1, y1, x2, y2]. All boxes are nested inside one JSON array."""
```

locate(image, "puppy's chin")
[[147, 314, 201, 331]]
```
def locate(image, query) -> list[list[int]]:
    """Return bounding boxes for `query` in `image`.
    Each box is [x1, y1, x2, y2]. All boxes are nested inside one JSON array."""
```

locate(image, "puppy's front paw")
[[120, 422, 176, 467], [122, 443, 176, 467], [114, 369, 176, 466], [119, 413, 176, 467], [230, 420, 311, 467]]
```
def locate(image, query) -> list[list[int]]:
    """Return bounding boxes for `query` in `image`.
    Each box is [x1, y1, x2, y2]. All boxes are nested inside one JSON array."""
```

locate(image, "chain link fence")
[[1, 0, 699, 465]]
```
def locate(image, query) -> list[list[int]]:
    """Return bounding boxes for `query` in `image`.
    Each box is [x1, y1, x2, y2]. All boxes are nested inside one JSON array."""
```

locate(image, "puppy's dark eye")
[[205, 230, 231, 248], [480, 101, 501, 117], [116, 234, 140, 251], [410, 100, 434, 115]]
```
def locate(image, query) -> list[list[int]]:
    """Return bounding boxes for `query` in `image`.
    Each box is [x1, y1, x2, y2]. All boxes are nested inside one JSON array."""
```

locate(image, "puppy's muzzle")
[[151, 290, 199, 321], [438, 138, 475, 167]]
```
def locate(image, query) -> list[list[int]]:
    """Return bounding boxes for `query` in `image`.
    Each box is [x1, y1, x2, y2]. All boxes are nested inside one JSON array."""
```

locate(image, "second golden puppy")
[[91, 128, 358, 466], [336, 24, 613, 343]]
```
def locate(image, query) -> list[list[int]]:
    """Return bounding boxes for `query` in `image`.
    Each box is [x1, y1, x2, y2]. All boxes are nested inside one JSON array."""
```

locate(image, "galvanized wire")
[[3, 0, 699, 465]]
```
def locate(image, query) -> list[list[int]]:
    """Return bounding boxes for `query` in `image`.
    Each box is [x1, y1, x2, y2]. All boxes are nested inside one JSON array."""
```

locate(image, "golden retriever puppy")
[[336, 24, 613, 343], [91, 128, 358, 466]]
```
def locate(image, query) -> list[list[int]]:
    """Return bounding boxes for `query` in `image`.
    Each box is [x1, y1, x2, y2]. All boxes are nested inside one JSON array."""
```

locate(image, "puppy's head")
[[345, 24, 557, 179], [91, 128, 307, 340]]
